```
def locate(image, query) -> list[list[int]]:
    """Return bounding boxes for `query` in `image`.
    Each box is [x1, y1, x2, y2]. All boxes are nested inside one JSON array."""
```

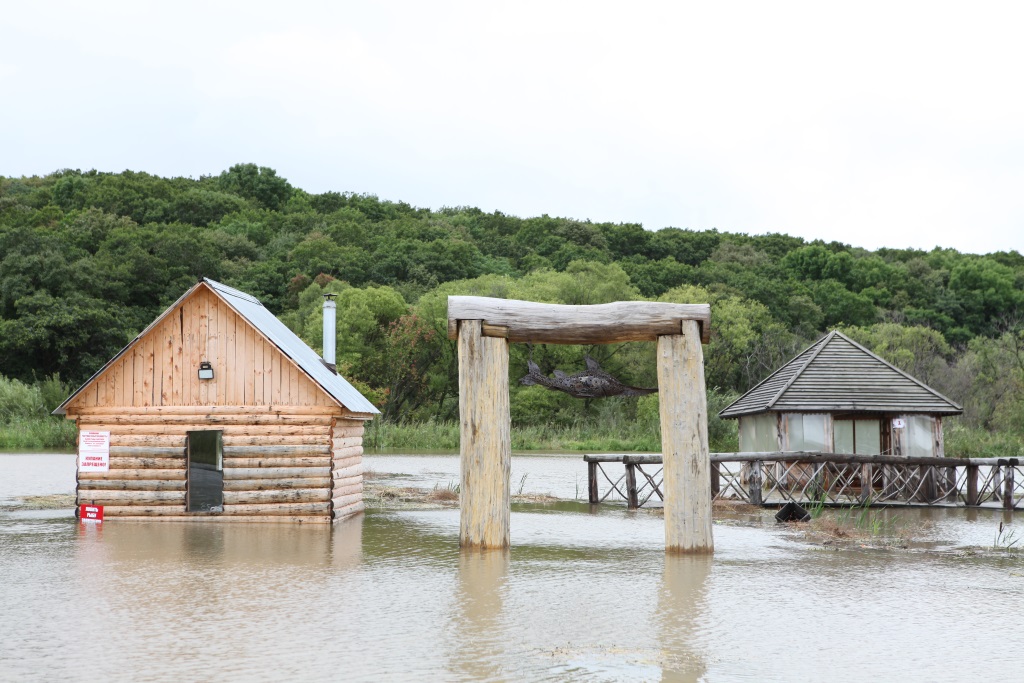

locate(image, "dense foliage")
[[1, 165, 1022, 453]]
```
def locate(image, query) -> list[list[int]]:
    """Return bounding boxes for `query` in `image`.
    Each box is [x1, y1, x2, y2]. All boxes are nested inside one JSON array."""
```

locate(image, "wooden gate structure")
[[447, 296, 714, 554]]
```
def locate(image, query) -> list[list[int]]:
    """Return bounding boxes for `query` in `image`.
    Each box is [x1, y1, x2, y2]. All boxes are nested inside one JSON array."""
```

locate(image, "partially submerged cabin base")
[[57, 279, 379, 523]]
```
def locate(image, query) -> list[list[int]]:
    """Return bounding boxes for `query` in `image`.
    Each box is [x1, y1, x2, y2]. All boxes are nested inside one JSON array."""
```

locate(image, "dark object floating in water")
[[775, 501, 812, 523], [520, 356, 657, 399]]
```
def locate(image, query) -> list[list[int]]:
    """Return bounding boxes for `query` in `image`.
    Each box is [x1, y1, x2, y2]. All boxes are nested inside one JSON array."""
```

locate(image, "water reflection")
[[656, 555, 711, 682], [451, 549, 509, 681]]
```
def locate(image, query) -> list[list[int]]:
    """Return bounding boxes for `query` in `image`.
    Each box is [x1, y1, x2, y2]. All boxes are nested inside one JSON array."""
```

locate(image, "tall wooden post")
[[658, 322, 713, 554], [458, 320, 511, 549]]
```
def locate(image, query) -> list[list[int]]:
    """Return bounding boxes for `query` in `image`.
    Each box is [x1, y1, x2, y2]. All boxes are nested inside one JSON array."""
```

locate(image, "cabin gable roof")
[[55, 278, 379, 416], [718, 330, 962, 419]]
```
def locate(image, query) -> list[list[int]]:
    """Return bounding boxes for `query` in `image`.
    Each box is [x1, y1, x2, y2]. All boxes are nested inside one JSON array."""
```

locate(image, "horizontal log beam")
[[223, 477, 331, 491], [78, 424, 330, 436], [223, 457, 331, 469], [78, 479, 186, 491], [333, 482, 362, 498], [333, 426, 365, 438], [447, 296, 711, 344], [331, 492, 362, 509], [223, 467, 331, 480], [223, 435, 329, 447], [333, 501, 364, 519], [332, 455, 361, 472], [109, 458, 186, 469], [110, 435, 187, 447], [222, 445, 330, 457], [107, 446, 184, 458], [78, 414, 332, 426], [332, 445, 362, 460], [223, 489, 331, 505], [332, 437, 362, 449], [333, 475, 361, 490], [332, 463, 363, 480], [100, 515, 331, 524], [221, 502, 331, 515], [73, 405, 342, 416], [77, 490, 185, 505], [101, 506, 188, 516], [78, 469, 185, 481]]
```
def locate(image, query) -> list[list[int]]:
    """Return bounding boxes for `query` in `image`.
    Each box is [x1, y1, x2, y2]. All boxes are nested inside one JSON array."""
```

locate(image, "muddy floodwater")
[[2, 451, 1022, 682]]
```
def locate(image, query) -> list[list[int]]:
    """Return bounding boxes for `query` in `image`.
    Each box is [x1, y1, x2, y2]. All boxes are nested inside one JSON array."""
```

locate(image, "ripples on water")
[[1, 453, 1022, 682]]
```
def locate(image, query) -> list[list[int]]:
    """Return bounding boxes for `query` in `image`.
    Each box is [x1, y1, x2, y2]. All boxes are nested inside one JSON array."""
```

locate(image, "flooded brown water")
[[2, 452, 1022, 682]]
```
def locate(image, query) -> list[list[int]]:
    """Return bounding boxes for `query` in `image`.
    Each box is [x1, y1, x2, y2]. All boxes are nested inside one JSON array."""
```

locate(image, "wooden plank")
[[133, 343, 145, 407], [289, 359, 298, 405], [658, 323, 713, 554], [172, 305, 183, 406], [254, 333, 265, 406], [223, 477, 331, 491], [458, 319, 511, 549], [223, 435, 330, 447], [159, 318, 172, 405], [244, 321, 255, 405], [225, 304, 236, 404], [223, 489, 330, 505], [223, 457, 332, 468], [223, 467, 331, 480], [198, 288, 210, 405], [210, 293, 222, 405], [271, 344, 283, 404], [184, 296, 195, 405], [447, 296, 711, 344], [263, 333, 274, 406]]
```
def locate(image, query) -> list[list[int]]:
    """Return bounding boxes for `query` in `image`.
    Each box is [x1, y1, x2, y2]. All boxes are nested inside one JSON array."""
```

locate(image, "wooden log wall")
[[73, 407, 367, 522]]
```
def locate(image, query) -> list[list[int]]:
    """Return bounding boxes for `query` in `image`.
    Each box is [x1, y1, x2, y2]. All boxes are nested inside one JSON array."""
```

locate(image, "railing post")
[[922, 465, 937, 504], [1003, 460, 1015, 511], [710, 461, 720, 498], [587, 460, 599, 504], [812, 462, 825, 501], [625, 462, 639, 510], [966, 463, 979, 506], [749, 459, 763, 506], [860, 463, 873, 504], [993, 464, 1002, 502]]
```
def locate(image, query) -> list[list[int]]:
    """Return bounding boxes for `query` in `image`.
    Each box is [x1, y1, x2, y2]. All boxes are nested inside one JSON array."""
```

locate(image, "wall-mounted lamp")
[[198, 361, 214, 380]]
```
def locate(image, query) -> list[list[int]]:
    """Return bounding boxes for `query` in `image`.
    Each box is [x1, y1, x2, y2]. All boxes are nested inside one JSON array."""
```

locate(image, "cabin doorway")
[[187, 430, 224, 512]]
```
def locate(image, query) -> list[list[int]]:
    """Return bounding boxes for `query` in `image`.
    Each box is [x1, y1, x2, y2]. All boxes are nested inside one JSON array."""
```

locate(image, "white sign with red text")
[[78, 430, 110, 473]]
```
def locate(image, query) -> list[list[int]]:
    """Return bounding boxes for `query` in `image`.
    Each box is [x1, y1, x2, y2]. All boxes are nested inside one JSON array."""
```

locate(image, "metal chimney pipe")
[[322, 293, 337, 370]]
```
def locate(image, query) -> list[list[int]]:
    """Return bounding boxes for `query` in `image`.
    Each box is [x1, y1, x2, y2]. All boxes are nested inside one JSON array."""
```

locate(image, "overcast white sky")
[[2, 1, 1022, 254]]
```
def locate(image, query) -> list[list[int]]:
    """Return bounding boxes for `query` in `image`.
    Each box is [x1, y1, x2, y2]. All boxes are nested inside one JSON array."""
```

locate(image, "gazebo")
[[719, 331, 962, 457]]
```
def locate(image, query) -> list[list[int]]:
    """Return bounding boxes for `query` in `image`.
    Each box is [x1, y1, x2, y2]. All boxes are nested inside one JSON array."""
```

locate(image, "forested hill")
[[1, 164, 1022, 441]]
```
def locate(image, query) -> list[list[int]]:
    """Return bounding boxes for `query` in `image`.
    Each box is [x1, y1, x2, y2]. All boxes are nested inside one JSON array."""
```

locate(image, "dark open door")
[[187, 430, 223, 512]]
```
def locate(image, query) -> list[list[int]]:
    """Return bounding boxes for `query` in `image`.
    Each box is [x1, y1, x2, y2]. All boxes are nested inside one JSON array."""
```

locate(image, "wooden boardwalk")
[[585, 452, 1024, 511]]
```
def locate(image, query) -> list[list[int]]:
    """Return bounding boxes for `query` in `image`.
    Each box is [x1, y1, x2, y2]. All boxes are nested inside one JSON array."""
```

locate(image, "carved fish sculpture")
[[520, 356, 657, 398]]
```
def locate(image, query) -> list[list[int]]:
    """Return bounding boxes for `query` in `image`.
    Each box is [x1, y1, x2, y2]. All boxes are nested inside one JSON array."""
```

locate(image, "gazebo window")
[[785, 413, 827, 452], [904, 415, 934, 457]]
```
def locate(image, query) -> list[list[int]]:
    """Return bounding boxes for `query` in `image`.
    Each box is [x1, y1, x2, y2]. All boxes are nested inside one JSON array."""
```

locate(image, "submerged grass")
[[363, 418, 726, 453]]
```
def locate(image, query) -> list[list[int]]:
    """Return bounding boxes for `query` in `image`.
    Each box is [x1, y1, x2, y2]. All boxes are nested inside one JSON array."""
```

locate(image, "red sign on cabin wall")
[[80, 505, 104, 523]]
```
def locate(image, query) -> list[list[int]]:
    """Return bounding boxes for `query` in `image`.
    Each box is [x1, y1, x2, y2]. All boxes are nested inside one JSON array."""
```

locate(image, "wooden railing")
[[584, 452, 1024, 510]]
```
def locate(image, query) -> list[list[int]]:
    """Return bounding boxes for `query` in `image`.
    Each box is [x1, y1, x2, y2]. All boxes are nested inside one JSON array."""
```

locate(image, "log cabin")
[[719, 330, 962, 457], [54, 278, 379, 523]]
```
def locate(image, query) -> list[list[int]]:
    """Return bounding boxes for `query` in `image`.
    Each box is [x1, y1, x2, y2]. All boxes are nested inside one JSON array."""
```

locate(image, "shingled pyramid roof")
[[719, 331, 962, 418]]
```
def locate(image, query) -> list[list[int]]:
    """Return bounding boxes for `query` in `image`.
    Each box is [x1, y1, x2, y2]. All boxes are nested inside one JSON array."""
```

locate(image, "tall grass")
[[0, 374, 77, 451], [944, 423, 1024, 459]]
